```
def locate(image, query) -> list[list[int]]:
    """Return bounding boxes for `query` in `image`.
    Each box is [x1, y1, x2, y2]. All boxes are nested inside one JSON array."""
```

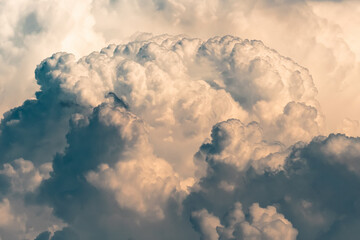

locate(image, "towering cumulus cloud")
[[2, 0, 360, 135], [0, 34, 360, 240]]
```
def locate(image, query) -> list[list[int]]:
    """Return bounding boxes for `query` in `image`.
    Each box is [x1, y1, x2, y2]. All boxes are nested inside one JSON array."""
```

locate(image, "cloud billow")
[[0, 35, 359, 239], [188, 127, 360, 240]]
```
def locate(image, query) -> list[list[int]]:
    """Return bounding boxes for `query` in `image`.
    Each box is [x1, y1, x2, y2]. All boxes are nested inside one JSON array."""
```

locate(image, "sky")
[[0, 0, 360, 239]]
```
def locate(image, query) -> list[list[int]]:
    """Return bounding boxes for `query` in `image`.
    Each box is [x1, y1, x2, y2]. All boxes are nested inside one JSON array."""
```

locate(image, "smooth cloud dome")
[[0, 34, 359, 240]]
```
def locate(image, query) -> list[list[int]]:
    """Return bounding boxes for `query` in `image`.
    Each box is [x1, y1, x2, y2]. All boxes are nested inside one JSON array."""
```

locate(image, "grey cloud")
[[191, 202, 298, 240], [34, 231, 51, 240], [50, 228, 79, 240], [187, 130, 360, 240], [21, 12, 43, 35], [33, 101, 196, 239], [0, 77, 83, 167], [0, 52, 92, 168]]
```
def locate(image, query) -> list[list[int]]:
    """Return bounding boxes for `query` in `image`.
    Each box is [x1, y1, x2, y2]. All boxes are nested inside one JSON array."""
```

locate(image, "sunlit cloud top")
[[0, 1, 360, 239]]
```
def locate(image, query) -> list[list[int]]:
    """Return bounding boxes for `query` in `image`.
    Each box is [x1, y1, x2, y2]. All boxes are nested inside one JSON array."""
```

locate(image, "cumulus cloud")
[[2, 0, 360, 134], [2, 0, 360, 239], [0, 33, 360, 240], [0, 158, 51, 193], [34, 100, 196, 240], [191, 202, 298, 240], [191, 209, 221, 240], [0, 34, 317, 182], [243, 203, 298, 240], [83, 103, 189, 219], [189, 132, 360, 240], [0, 167, 63, 240], [194, 119, 287, 175]]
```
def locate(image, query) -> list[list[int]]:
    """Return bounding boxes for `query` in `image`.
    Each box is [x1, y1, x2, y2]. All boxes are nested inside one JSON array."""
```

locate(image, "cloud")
[[0, 34, 359, 239], [338, 118, 360, 137], [0, 0, 105, 117], [191, 202, 298, 240], [0, 158, 51, 193], [83, 103, 188, 219], [191, 209, 221, 240], [0, 198, 23, 229], [2, 0, 360, 239], [241, 203, 298, 240], [0, 196, 62, 240], [194, 119, 287, 175], [34, 101, 197, 239], [1, 0, 360, 134], [189, 132, 360, 240], [0, 34, 318, 182], [0, 159, 64, 240], [273, 101, 321, 144]]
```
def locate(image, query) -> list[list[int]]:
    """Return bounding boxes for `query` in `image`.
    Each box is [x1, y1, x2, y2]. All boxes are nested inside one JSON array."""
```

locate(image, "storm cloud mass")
[[1, 1, 360, 240]]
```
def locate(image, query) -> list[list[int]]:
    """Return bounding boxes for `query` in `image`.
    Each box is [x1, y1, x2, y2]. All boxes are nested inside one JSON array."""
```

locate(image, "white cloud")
[[1, 30, 360, 239], [243, 203, 298, 240], [191, 209, 221, 240], [85, 103, 189, 219], [0, 158, 51, 193], [320, 134, 360, 174], [195, 119, 288, 175], [2, 0, 360, 134], [272, 102, 321, 144], [27, 35, 321, 182], [192, 202, 298, 240], [87, 159, 181, 219]]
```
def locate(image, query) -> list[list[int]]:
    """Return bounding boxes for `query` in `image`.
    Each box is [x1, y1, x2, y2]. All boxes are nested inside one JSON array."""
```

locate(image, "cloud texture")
[[0, 33, 360, 240], [1, 0, 360, 135]]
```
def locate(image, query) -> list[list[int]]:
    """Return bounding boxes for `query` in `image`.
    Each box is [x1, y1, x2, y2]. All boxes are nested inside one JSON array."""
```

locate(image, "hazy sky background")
[[1, 0, 360, 239]]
